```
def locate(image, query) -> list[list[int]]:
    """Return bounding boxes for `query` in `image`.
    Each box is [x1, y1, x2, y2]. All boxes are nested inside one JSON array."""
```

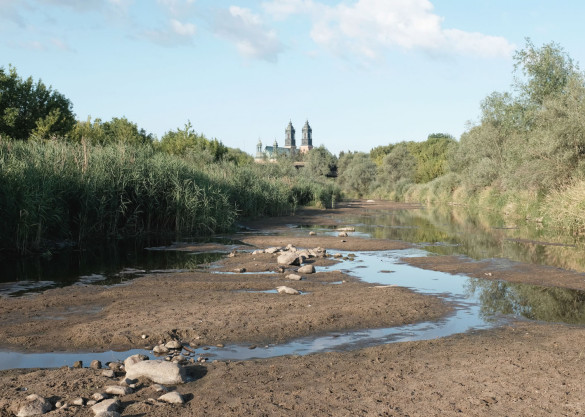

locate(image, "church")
[[255, 120, 314, 162]]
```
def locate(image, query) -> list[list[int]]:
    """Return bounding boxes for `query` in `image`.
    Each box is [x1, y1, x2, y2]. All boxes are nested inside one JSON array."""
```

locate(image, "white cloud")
[[170, 18, 196, 36], [157, 0, 196, 16], [142, 18, 197, 46], [263, 0, 514, 59], [214, 6, 284, 62]]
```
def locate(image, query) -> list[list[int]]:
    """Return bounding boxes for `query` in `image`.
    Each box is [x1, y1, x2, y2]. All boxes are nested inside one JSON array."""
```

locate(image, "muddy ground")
[[2, 200, 585, 416]]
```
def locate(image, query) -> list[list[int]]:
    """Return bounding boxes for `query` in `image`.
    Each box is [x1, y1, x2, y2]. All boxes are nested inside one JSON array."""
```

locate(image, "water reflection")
[[338, 206, 585, 273], [465, 278, 585, 324]]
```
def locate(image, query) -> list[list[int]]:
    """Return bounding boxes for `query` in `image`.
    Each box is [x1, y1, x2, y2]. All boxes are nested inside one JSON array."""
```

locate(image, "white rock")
[[101, 370, 115, 378], [91, 393, 108, 402], [338, 232, 348, 237], [72, 398, 85, 406], [91, 399, 120, 415], [94, 412, 120, 417], [125, 358, 187, 385], [165, 340, 182, 350], [90, 360, 102, 370], [153, 344, 169, 354], [309, 231, 316, 236], [105, 386, 133, 396], [158, 391, 184, 404], [298, 265, 315, 274], [276, 286, 300, 295], [265, 247, 280, 254], [277, 253, 300, 266], [16, 394, 52, 417], [286, 273, 303, 281], [151, 384, 168, 393], [337, 227, 355, 232]]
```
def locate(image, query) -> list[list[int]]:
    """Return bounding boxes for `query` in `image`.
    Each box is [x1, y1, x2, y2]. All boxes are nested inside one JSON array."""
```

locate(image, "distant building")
[[255, 120, 314, 162]]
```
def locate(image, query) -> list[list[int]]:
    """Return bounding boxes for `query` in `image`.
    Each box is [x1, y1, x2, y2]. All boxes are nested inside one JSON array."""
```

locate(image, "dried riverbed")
[[2, 201, 585, 416]]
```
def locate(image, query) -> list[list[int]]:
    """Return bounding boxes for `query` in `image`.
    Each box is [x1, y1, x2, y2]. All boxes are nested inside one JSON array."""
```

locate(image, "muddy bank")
[[0, 242, 448, 353], [2, 321, 585, 416]]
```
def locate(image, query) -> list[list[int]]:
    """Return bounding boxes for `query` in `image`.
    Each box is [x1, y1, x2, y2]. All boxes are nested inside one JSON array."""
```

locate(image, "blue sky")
[[2, 0, 585, 155]]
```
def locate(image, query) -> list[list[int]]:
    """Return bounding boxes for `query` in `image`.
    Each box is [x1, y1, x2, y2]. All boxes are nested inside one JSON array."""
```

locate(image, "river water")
[[2, 206, 585, 369]]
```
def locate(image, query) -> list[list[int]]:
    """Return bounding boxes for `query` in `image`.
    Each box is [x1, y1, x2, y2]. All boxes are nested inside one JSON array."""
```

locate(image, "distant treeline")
[[336, 40, 585, 233]]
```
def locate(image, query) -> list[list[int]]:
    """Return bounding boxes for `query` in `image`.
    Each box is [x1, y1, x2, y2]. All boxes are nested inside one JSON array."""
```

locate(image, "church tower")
[[285, 121, 296, 150], [300, 120, 313, 153]]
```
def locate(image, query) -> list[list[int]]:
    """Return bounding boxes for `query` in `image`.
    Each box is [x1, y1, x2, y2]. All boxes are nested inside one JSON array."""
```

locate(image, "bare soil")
[[1, 200, 585, 416]]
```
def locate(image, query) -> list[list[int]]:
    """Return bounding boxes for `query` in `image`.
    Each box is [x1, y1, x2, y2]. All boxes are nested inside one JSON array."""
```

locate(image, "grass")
[[0, 139, 340, 254]]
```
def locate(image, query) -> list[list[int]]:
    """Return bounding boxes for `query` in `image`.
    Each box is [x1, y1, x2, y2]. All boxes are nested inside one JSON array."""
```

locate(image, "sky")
[[2, 0, 585, 156]]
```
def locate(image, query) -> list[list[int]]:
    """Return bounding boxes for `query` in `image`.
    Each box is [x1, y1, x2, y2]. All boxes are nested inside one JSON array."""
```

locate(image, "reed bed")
[[0, 140, 340, 254]]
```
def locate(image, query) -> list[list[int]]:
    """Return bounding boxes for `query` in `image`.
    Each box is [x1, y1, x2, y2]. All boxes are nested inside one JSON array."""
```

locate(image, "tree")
[[379, 142, 416, 185], [0, 65, 75, 140], [338, 152, 377, 197], [157, 121, 228, 161], [70, 116, 153, 145], [303, 145, 337, 177]]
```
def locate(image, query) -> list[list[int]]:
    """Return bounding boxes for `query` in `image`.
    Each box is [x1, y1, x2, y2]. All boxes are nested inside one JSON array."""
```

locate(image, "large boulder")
[[276, 286, 300, 295], [298, 265, 315, 274], [124, 355, 187, 385]]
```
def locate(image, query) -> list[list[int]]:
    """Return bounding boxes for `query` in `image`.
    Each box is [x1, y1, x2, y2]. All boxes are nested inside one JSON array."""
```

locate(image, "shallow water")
[[2, 207, 585, 369]]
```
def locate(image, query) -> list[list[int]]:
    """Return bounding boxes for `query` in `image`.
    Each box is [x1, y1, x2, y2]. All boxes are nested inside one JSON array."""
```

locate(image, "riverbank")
[[1, 200, 585, 416]]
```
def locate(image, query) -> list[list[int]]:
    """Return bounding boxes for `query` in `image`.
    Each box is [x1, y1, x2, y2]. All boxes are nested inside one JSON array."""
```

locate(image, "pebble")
[[158, 391, 185, 404], [151, 384, 168, 393], [90, 360, 102, 370], [72, 397, 85, 406], [234, 268, 246, 273], [298, 265, 315, 274], [73, 360, 83, 369], [153, 344, 169, 354], [333, 253, 343, 258], [108, 362, 124, 372], [165, 340, 182, 350], [286, 273, 303, 281], [90, 399, 120, 415], [101, 370, 115, 378], [105, 386, 133, 396], [141, 334, 148, 339], [94, 412, 121, 417], [15, 394, 52, 417], [91, 392, 108, 402], [276, 286, 300, 295], [338, 232, 348, 237], [216, 343, 224, 348], [309, 231, 316, 235]]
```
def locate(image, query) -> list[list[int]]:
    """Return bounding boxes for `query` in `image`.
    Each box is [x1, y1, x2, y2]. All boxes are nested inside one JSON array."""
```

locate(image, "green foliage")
[[338, 152, 377, 197], [369, 144, 394, 166], [70, 116, 153, 146], [157, 121, 228, 161], [303, 145, 337, 177], [0, 65, 75, 140]]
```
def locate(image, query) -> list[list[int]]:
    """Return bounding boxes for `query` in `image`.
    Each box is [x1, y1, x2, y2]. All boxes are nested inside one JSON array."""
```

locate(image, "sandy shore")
[[1, 200, 585, 416]]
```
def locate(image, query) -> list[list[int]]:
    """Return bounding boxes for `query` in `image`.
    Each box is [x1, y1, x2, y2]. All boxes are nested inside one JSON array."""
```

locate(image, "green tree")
[[70, 116, 153, 146], [157, 121, 228, 161], [303, 145, 337, 177], [338, 152, 377, 197], [0, 65, 75, 140], [379, 142, 416, 185]]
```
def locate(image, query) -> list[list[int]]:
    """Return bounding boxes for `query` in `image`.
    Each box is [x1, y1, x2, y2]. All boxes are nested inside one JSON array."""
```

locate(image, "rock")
[[94, 412, 120, 417], [73, 360, 83, 369], [101, 369, 115, 378], [151, 384, 168, 393], [276, 266, 285, 273], [108, 362, 123, 372], [91, 393, 108, 402], [158, 391, 184, 404], [252, 249, 265, 255], [165, 340, 182, 350], [277, 252, 300, 266], [298, 265, 315, 274], [90, 360, 102, 370], [105, 386, 133, 396], [125, 357, 187, 385], [309, 231, 316, 236], [286, 273, 303, 281], [15, 394, 52, 417], [286, 244, 297, 252], [124, 354, 149, 369], [265, 246, 280, 254], [366, 199, 375, 203], [153, 344, 169, 354], [337, 227, 355, 232], [297, 250, 313, 259], [276, 286, 300, 295], [233, 268, 246, 273], [87, 400, 97, 406], [141, 334, 148, 339], [72, 398, 85, 406], [91, 399, 120, 415], [333, 253, 343, 258], [172, 355, 187, 364], [338, 232, 348, 237], [228, 250, 237, 257]]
